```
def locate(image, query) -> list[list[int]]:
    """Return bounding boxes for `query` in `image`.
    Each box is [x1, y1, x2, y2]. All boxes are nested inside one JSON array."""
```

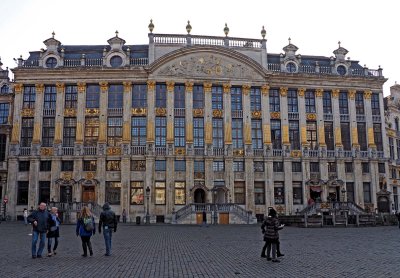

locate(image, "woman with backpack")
[[76, 206, 95, 257], [47, 207, 61, 257]]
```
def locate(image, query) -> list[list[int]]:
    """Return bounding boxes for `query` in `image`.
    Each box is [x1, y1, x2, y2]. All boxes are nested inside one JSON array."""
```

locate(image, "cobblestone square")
[[0, 222, 399, 278]]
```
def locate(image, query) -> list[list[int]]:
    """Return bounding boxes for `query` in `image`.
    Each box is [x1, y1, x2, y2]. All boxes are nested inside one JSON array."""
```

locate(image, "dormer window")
[[286, 62, 297, 73], [45, 57, 57, 68], [110, 55, 123, 68], [337, 65, 347, 76]]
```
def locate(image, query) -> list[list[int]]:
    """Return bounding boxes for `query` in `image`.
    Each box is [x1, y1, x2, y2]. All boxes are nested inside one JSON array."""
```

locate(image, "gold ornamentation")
[[225, 122, 232, 144], [122, 121, 130, 142], [320, 202, 330, 209], [166, 81, 175, 92], [203, 82, 212, 93], [193, 109, 204, 117], [263, 124, 271, 144], [279, 87, 288, 97], [233, 149, 244, 156], [393, 179, 398, 184], [251, 111, 262, 119], [107, 147, 121, 155], [77, 82, 86, 93], [301, 126, 307, 144], [11, 123, 20, 143], [62, 172, 72, 180], [35, 84, 45, 94], [85, 172, 95, 180], [132, 108, 147, 116], [98, 121, 107, 143], [186, 122, 193, 143], [40, 147, 54, 156], [315, 88, 324, 97], [244, 123, 251, 144], [54, 122, 62, 144], [14, 83, 23, 94], [64, 108, 77, 117], [175, 147, 186, 156], [194, 172, 205, 179], [275, 205, 285, 214], [368, 127, 375, 147], [76, 122, 83, 143], [297, 88, 306, 97], [306, 113, 317, 121], [205, 121, 212, 144], [332, 89, 340, 98], [123, 82, 132, 93], [261, 85, 270, 96], [155, 107, 167, 116], [212, 109, 223, 118], [352, 127, 359, 145], [335, 126, 342, 146], [318, 125, 325, 145], [223, 83, 231, 94], [147, 121, 154, 142], [21, 108, 35, 117], [99, 81, 108, 93], [185, 81, 194, 93], [85, 108, 100, 115], [166, 121, 174, 143], [147, 80, 156, 91], [364, 90, 372, 99], [242, 84, 251, 96], [348, 89, 356, 100], [56, 83, 65, 93], [270, 112, 280, 119], [387, 129, 396, 137], [291, 150, 302, 158], [282, 125, 289, 145]]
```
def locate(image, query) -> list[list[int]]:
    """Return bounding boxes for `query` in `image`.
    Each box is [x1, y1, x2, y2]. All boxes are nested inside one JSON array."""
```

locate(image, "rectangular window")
[[310, 162, 320, 173], [175, 182, 186, 205], [232, 119, 243, 149], [193, 85, 204, 109], [19, 161, 30, 172], [287, 89, 298, 113], [371, 93, 380, 115], [305, 91, 316, 113], [83, 160, 97, 171], [63, 117, 76, 147], [328, 162, 337, 173], [391, 168, 397, 179], [174, 117, 185, 147], [108, 85, 123, 108], [251, 120, 263, 150], [86, 85, 100, 108], [273, 162, 284, 172], [61, 160, 74, 171], [346, 182, 355, 202], [269, 89, 280, 112], [65, 85, 78, 109], [378, 163, 385, 174], [84, 117, 99, 146], [254, 182, 265, 205], [390, 137, 395, 160], [254, 161, 264, 172], [289, 120, 300, 150], [40, 161, 52, 172], [397, 140, 400, 160], [194, 161, 205, 178], [213, 161, 224, 172], [293, 182, 303, 204], [106, 181, 121, 205], [193, 118, 204, 148], [394, 187, 399, 211], [307, 121, 318, 150], [130, 181, 144, 205], [0, 103, 10, 124], [355, 92, 364, 115], [250, 87, 261, 111], [106, 160, 121, 171], [42, 117, 55, 147], [357, 123, 367, 151], [132, 84, 147, 108], [212, 118, 224, 148], [131, 160, 146, 171], [155, 84, 167, 108], [155, 117, 166, 147], [231, 87, 242, 111], [363, 182, 371, 203], [212, 86, 223, 109], [107, 117, 123, 147], [131, 117, 147, 146], [234, 181, 245, 204], [44, 86, 56, 109], [324, 122, 334, 150], [274, 182, 285, 204], [292, 162, 302, 172], [155, 181, 166, 205], [174, 85, 185, 108], [0, 134, 6, 161], [38, 181, 50, 204], [155, 160, 166, 171], [362, 162, 369, 173], [345, 162, 353, 173], [341, 122, 351, 151], [339, 92, 348, 114], [323, 91, 332, 114], [233, 160, 244, 172], [21, 117, 34, 147], [271, 119, 282, 149], [373, 123, 383, 151], [23, 86, 36, 109], [174, 160, 186, 171], [17, 181, 29, 205]]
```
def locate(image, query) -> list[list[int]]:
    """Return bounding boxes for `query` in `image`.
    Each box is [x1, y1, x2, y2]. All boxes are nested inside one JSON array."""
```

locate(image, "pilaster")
[[122, 82, 132, 144], [315, 88, 326, 146], [146, 81, 156, 143], [223, 83, 232, 145], [98, 82, 108, 143], [76, 82, 86, 144], [280, 87, 289, 147], [332, 89, 342, 147]]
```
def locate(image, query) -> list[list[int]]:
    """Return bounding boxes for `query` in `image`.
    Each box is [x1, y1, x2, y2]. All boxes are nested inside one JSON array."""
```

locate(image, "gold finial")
[[186, 20, 192, 34], [288, 37, 291, 44], [224, 23, 229, 37], [115, 30, 119, 37], [261, 26, 266, 39], [52, 31, 55, 38], [338, 41, 341, 47], [148, 19, 154, 33]]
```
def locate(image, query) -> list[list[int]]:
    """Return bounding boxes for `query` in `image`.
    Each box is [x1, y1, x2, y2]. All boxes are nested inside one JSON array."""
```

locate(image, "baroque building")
[[6, 23, 389, 223]]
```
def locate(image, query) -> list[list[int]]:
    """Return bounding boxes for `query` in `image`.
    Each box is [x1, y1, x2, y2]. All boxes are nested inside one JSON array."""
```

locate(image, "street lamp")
[[145, 186, 150, 224], [213, 189, 218, 225], [341, 188, 347, 202]]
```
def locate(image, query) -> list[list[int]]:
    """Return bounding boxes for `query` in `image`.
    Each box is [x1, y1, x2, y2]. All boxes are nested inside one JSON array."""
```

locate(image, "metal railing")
[[131, 146, 146, 155], [20, 147, 31, 156], [83, 146, 97, 156], [62, 147, 74, 156]]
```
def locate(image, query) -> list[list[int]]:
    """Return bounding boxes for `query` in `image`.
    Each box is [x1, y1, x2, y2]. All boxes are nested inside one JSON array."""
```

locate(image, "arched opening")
[[194, 188, 205, 203]]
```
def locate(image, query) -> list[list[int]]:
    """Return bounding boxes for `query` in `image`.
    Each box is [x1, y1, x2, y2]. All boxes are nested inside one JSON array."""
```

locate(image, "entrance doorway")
[[60, 186, 73, 203], [310, 186, 321, 202], [194, 188, 205, 203], [377, 196, 390, 213], [82, 186, 95, 203], [215, 189, 226, 203]]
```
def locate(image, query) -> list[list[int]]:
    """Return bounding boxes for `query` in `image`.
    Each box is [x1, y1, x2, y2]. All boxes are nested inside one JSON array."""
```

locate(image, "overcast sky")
[[0, 0, 397, 94]]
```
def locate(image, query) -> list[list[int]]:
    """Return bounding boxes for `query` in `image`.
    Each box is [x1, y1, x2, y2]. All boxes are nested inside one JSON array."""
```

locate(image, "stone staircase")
[[48, 201, 102, 223]]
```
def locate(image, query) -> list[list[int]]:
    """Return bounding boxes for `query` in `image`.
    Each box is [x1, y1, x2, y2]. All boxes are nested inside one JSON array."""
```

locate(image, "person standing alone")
[[27, 202, 50, 258], [99, 203, 117, 256]]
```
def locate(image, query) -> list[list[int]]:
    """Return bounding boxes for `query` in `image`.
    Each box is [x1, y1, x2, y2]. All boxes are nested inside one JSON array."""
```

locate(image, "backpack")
[[83, 217, 94, 232]]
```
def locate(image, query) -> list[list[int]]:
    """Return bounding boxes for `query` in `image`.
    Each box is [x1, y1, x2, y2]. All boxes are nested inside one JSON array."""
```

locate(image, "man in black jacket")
[[98, 203, 117, 256], [27, 202, 50, 258]]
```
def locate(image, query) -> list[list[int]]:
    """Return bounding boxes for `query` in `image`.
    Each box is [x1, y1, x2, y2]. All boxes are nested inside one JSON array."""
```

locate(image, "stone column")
[[120, 157, 130, 220], [54, 83, 65, 147], [146, 81, 156, 221], [28, 158, 40, 209], [315, 89, 326, 147], [348, 90, 359, 149], [280, 87, 289, 149], [185, 81, 194, 204], [98, 82, 108, 144], [32, 84, 45, 150], [6, 158, 18, 216], [332, 89, 342, 147], [364, 90, 375, 148], [76, 82, 86, 145], [223, 84, 233, 196], [265, 159, 274, 208], [165, 81, 175, 219], [10, 84, 23, 146], [203, 83, 213, 199], [74, 159, 83, 201], [284, 158, 293, 214], [297, 88, 307, 148], [51, 157, 61, 201], [122, 82, 132, 145], [354, 161, 362, 206], [261, 85, 271, 150]]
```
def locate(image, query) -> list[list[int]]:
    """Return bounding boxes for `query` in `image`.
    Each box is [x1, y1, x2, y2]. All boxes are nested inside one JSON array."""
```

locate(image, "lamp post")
[[145, 186, 150, 224], [213, 189, 218, 225], [65, 185, 71, 223]]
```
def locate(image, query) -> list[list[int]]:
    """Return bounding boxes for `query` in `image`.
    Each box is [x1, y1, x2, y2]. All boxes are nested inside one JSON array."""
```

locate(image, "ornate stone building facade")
[[6, 23, 388, 223]]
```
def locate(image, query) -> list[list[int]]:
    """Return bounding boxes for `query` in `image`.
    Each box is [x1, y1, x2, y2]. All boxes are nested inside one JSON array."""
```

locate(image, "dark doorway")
[[194, 188, 205, 203], [310, 187, 321, 202], [82, 186, 95, 203], [377, 196, 390, 213], [60, 186, 73, 203]]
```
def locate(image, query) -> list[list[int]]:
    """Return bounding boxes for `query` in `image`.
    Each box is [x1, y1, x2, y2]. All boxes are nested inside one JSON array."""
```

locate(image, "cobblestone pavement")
[[0, 222, 399, 278]]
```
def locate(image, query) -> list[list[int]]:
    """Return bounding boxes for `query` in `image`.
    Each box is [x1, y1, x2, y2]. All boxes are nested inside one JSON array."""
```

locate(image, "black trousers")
[[261, 239, 281, 257], [80, 236, 93, 255]]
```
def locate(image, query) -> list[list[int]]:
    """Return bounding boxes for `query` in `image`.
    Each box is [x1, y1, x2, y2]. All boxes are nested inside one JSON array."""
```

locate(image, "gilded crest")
[[291, 150, 302, 158], [270, 112, 281, 119], [155, 107, 167, 116], [251, 111, 262, 119], [85, 108, 100, 115], [193, 109, 204, 117], [203, 82, 212, 93], [175, 148, 186, 156], [14, 83, 23, 93], [132, 108, 147, 116], [85, 172, 95, 180], [261, 84, 270, 96], [212, 109, 223, 118], [297, 88, 306, 97], [64, 108, 77, 117], [242, 84, 251, 96], [77, 82, 86, 93], [147, 80, 156, 91], [107, 147, 121, 155], [279, 87, 288, 97], [315, 88, 324, 97], [306, 113, 317, 121], [233, 149, 244, 156], [21, 108, 35, 117], [40, 147, 54, 156]]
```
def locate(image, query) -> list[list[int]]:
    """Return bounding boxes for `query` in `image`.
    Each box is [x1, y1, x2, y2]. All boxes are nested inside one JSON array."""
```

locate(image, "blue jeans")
[[47, 237, 59, 253], [103, 229, 113, 255], [32, 231, 46, 257]]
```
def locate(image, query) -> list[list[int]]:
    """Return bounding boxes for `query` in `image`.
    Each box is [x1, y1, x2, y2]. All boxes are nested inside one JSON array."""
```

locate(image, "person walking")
[[23, 208, 28, 225], [76, 206, 96, 257], [261, 208, 284, 262], [47, 207, 61, 257], [27, 202, 50, 259], [122, 209, 127, 223], [98, 203, 117, 256]]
